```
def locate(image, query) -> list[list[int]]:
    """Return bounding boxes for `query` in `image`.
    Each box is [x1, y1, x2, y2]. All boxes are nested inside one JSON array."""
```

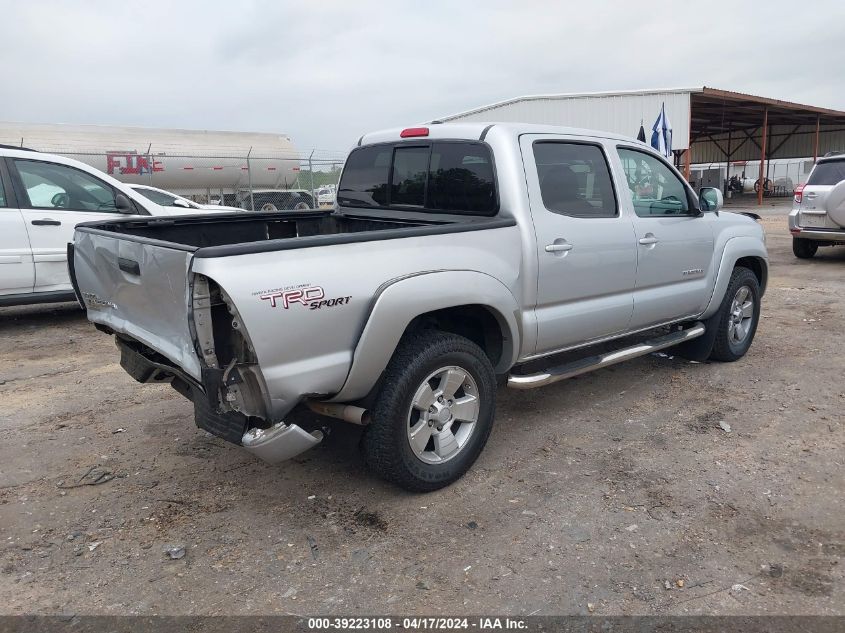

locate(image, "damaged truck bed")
[[70, 207, 519, 466]]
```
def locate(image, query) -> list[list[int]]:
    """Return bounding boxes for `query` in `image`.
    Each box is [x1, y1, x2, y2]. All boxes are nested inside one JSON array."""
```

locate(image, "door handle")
[[638, 236, 659, 245], [118, 257, 141, 275], [806, 192, 817, 199], [545, 243, 573, 253], [31, 219, 62, 226]]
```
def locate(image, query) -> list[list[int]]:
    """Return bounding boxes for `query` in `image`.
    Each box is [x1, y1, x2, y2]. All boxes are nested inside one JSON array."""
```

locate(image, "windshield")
[[132, 187, 197, 208], [807, 160, 845, 186]]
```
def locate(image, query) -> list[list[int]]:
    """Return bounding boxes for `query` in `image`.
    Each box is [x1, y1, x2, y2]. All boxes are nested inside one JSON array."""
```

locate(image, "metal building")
[[437, 87, 845, 204]]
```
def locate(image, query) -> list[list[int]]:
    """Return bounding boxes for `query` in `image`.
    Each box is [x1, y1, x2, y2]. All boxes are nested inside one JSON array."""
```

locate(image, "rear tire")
[[362, 330, 496, 492], [792, 237, 818, 259], [288, 196, 311, 210], [709, 267, 761, 362]]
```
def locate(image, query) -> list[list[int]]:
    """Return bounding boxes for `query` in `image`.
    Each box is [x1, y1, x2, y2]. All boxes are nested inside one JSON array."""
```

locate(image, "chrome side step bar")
[[507, 322, 706, 390]]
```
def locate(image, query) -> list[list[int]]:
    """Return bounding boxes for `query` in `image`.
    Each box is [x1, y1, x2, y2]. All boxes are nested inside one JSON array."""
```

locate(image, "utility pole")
[[247, 147, 255, 211], [757, 108, 768, 207], [309, 150, 315, 209]]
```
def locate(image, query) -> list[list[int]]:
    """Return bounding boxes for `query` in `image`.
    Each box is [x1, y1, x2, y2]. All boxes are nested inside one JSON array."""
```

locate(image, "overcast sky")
[[2, 0, 843, 158]]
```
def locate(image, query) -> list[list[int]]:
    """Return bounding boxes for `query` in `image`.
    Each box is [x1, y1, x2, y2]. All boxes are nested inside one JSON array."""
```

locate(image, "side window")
[[429, 142, 496, 214], [533, 142, 617, 218], [336, 146, 391, 207], [616, 148, 692, 217], [0, 173, 6, 207], [14, 160, 119, 213]]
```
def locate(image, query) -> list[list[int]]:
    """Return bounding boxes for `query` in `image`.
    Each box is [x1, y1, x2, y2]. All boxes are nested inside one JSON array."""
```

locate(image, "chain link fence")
[[4, 139, 345, 211], [690, 156, 816, 199]]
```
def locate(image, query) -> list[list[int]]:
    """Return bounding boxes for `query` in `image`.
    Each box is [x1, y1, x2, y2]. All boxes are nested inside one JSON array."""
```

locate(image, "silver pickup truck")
[[70, 123, 768, 491]]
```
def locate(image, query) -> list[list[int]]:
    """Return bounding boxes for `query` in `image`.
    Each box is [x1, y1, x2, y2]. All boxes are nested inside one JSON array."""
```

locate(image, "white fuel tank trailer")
[[0, 122, 301, 193]]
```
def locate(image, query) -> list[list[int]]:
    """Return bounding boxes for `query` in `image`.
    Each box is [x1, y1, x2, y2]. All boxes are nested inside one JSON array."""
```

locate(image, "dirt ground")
[[0, 211, 842, 617]]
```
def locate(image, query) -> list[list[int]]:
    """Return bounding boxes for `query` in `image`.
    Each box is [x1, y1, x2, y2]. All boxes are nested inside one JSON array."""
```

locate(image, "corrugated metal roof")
[[439, 89, 695, 149], [439, 87, 845, 156], [438, 87, 703, 122]]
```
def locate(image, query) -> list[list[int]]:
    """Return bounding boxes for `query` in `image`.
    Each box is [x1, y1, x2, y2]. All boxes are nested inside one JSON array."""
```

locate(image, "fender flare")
[[700, 236, 768, 320], [328, 270, 521, 402]]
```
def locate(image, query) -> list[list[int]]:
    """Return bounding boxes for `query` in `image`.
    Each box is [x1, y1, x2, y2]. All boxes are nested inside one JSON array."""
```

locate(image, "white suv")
[[789, 153, 845, 258], [0, 146, 233, 307]]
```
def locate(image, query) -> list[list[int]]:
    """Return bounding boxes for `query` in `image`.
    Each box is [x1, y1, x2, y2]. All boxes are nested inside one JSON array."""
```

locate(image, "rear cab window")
[[807, 160, 845, 186], [337, 141, 497, 215]]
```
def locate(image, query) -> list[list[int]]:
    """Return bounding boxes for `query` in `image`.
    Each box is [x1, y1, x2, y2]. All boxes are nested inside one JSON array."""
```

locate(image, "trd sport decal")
[[257, 284, 351, 311]]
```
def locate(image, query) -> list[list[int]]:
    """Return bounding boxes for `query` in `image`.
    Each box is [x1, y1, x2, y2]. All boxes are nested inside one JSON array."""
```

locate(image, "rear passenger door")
[[0, 161, 34, 297], [521, 135, 637, 354], [614, 146, 715, 328], [9, 158, 128, 293]]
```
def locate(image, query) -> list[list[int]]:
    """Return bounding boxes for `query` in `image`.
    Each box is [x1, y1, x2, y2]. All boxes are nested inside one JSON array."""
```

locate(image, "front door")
[[10, 158, 126, 293], [614, 146, 715, 329], [0, 163, 34, 297], [521, 135, 637, 355]]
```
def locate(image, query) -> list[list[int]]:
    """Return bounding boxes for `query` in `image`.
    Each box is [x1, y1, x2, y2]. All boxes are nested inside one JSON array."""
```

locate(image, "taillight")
[[794, 183, 805, 204], [400, 127, 429, 138]]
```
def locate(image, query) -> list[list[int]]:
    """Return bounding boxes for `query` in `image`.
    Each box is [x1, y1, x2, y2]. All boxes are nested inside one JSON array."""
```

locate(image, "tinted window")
[[0, 174, 5, 207], [337, 141, 497, 215], [391, 146, 428, 207], [336, 146, 391, 207], [15, 160, 118, 212], [429, 143, 496, 213], [807, 160, 845, 186], [617, 148, 692, 217], [533, 142, 617, 217]]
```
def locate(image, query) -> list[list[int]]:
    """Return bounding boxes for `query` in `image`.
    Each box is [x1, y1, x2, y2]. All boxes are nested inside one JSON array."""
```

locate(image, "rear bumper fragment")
[[241, 423, 324, 464], [115, 335, 322, 460]]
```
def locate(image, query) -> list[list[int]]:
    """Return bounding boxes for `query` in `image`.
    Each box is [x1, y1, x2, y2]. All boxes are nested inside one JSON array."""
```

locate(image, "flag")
[[637, 123, 646, 143], [650, 103, 673, 158]]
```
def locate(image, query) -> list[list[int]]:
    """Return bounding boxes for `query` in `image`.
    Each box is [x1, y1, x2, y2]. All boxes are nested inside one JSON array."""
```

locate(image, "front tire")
[[792, 237, 818, 259], [362, 330, 496, 492], [709, 267, 761, 362]]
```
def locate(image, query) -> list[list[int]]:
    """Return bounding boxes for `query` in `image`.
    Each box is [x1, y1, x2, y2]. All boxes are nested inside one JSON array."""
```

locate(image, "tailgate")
[[72, 229, 202, 381]]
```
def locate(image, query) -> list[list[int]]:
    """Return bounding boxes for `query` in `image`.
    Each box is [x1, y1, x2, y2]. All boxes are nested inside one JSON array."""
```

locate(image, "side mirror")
[[115, 193, 135, 214], [699, 187, 723, 213], [172, 199, 191, 209]]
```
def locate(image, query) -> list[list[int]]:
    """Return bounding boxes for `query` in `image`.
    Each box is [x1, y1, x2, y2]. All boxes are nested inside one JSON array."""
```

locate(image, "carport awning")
[[689, 87, 845, 164], [691, 87, 845, 137]]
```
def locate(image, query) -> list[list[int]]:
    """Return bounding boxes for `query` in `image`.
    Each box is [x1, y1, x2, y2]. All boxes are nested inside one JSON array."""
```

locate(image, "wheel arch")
[[328, 270, 521, 403], [406, 303, 509, 369], [735, 255, 767, 293], [701, 237, 768, 320]]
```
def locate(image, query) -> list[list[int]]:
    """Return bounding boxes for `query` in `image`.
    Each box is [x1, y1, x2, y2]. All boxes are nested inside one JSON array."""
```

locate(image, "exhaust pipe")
[[306, 400, 370, 425]]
